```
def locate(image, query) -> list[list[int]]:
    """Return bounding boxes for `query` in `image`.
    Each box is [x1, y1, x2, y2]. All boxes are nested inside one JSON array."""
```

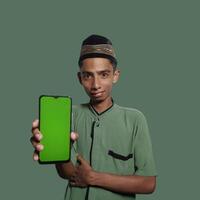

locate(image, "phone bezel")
[[38, 95, 72, 164]]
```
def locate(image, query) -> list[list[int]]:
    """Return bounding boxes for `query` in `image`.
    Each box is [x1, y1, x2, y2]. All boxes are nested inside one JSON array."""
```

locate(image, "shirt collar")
[[89, 98, 114, 116]]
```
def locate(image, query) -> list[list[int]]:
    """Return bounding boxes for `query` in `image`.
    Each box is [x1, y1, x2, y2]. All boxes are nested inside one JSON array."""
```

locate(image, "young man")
[[31, 34, 157, 200]]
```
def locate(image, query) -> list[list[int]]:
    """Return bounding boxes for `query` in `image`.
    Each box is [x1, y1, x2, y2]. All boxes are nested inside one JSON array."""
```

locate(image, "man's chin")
[[89, 95, 112, 104], [89, 96, 105, 103], [90, 97, 103, 103]]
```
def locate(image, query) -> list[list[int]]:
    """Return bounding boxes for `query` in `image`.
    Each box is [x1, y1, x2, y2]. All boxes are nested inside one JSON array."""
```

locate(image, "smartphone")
[[39, 95, 71, 164]]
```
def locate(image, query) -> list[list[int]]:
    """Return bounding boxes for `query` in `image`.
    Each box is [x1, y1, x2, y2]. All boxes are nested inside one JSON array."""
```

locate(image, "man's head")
[[77, 34, 120, 103]]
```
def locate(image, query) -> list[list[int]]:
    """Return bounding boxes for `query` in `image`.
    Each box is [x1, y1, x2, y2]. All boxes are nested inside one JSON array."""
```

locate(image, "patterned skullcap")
[[78, 34, 117, 66]]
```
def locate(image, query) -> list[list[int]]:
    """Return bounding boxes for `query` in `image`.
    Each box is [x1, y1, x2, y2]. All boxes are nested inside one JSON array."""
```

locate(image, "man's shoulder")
[[115, 104, 146, 120], [116, 104, 143, 114]]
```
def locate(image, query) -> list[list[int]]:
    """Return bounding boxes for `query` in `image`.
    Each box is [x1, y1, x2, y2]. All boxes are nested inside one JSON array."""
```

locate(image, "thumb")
[[71, 132, 79, 142], [77, 154, 88, 165]]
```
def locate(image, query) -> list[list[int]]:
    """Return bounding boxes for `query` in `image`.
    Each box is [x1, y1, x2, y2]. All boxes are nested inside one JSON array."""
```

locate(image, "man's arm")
[[55, 131, 79, 179], [90, 171, 156, 194], [70, 155, 156, 194]]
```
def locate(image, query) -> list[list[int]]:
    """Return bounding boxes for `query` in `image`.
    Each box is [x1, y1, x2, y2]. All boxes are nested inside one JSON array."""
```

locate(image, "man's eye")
[[101, 73, 109, 78], [82, 74, 91, 79]]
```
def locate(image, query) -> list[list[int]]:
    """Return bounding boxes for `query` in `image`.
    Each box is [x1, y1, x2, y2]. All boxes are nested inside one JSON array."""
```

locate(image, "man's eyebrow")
[[80, 71, 93, 74], [97, 69, 111, 73]]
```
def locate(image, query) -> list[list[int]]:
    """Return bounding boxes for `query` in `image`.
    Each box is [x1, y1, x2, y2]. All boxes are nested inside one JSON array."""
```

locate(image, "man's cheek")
[[104, 83, 113, 91]]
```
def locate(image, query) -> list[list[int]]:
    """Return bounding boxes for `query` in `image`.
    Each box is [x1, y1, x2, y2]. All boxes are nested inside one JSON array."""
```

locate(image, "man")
[[31, 34, 157, 200]]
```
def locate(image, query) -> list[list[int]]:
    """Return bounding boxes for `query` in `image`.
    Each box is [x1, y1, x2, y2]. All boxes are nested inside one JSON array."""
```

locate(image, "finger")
[[69, 175, 78, 186], [71, 132, 79, 141], [30, 136, 38, 147], [33, 150, 39, 161], [36, 143, 44, 151], [30, 137, 44, 151], [32, 128, 43, 141], [32, 127, 40, 135], [69, 181, 76, 186], [76, 154, 87, 165], [31, 140, 44, 152], [32, 119, 39, 129], [69, 175, 76, 182], [35, 132, 43, 141]]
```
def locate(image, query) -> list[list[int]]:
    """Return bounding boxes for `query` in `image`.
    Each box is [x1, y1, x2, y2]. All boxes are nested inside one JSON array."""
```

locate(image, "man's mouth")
[[90, 91, 104, 97]]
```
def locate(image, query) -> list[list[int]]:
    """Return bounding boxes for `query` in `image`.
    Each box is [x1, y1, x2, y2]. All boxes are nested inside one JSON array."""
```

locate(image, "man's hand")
[[69, 155, 156, 194], [30, 119, 79, 161], [30, 119, 43, 161], [70, 155, 94, 187]]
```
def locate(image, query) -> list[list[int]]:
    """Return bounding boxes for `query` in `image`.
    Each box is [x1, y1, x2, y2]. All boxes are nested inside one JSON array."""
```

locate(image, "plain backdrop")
[[0, 0, 199, 199]]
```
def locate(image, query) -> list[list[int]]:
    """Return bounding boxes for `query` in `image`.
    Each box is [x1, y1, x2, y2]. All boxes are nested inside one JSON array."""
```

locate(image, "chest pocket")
[[108, 150, 133, 161], [107, 149, 135, 175]]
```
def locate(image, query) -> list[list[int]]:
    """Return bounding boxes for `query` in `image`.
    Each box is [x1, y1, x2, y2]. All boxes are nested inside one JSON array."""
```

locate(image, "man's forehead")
[[80, 67, 112, 73], [80, 65, 113, 73], [80, 70, 112, 75]]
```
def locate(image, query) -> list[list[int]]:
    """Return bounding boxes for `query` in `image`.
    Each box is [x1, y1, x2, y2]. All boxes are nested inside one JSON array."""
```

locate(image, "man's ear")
[[113, 69, 120, 84], [77, 72, 82, 85]]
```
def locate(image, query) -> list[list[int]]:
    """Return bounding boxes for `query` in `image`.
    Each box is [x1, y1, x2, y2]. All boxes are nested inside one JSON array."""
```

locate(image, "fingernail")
[[36, 133, 42, 140], [40, 144, 44, 150], [71, 133, 75, 140], [37, 144, 44, 151], [33, 154, 38, 161], [33, 119, 38, 126]]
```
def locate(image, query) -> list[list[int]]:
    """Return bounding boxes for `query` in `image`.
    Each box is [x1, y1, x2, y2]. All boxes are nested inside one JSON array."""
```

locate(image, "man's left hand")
[[70, 155, 94, 187]]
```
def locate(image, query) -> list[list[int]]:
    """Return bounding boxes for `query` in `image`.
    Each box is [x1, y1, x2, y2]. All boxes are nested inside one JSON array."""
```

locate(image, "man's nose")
[[92, 76, 101, 90]]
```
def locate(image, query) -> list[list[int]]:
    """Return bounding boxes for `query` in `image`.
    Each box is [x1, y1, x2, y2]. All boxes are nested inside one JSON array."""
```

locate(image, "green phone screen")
[[39, 95, 71, 164]]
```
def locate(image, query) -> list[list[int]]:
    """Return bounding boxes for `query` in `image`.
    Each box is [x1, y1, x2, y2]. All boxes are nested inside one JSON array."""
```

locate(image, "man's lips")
[[90, 91, 104, 97]]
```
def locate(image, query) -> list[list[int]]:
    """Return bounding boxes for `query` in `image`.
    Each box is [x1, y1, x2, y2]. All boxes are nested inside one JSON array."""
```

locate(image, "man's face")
[[78, 57, 120, 103]]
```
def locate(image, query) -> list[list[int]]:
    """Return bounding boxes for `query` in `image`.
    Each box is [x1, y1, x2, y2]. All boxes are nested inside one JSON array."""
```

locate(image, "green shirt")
[[65, 102, 157, 200]]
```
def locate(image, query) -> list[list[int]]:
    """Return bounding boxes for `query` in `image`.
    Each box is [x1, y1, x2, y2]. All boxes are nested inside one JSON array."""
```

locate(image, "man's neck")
[[90, 97, 113, 114]]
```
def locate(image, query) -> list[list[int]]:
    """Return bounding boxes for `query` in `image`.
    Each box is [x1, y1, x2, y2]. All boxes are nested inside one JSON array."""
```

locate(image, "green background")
[[0, 0, 199, 199]]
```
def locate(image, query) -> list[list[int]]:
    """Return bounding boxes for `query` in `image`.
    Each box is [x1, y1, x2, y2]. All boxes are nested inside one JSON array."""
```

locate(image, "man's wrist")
[[88, 170, 99, 186]]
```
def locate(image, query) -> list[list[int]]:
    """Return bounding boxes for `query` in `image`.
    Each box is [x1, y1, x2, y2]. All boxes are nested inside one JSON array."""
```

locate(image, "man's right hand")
[[30, 119, 43, 161], [30, 119, 79, 161]]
